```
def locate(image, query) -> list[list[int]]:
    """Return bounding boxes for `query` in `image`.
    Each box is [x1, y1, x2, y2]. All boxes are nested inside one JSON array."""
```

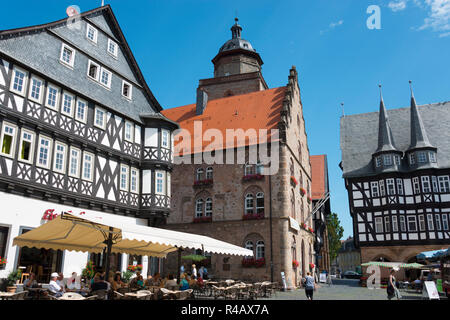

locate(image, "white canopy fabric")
[[13, 211, 253, 258]]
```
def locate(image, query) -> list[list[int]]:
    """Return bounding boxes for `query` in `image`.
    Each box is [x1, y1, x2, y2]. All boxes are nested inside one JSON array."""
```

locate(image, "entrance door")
[[17, 228, 63, 283]]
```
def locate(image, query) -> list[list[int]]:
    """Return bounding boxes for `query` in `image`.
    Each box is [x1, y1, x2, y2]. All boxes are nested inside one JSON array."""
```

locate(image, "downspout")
[[269, 174, 274, 283]]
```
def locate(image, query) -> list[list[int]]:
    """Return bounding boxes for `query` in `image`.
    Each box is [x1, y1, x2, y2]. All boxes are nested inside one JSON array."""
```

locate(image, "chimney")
[[196, 88, 208, 115]]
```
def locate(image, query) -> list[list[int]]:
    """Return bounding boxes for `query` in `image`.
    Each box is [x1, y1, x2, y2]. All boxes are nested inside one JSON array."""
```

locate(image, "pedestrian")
[[180, 263, 185, 274], [326, 272, 332, 287], [192, 264, 197, 278], [198, 265, 204, 279], [387, 267, 401, 300], [303, 272, 316, 300]]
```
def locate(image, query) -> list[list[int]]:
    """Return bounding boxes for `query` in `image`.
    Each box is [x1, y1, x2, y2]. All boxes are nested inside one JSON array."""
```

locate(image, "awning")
[[361, 261, 424, 269], [416, 248, 450, 261], [13, 211, 253, 258]]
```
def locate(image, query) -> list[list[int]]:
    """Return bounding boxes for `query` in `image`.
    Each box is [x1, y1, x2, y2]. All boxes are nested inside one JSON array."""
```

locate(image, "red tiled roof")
[[162, 87, 287, 155], [310, 155, 327, 200]]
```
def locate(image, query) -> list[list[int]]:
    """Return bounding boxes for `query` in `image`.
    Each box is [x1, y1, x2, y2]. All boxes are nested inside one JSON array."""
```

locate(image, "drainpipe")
[[269, 174, 274, 282]]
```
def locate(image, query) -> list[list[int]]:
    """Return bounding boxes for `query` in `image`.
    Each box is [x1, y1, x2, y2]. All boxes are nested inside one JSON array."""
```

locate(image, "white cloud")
[[388, 1, 408, 11], [320, 20, 344, 35]]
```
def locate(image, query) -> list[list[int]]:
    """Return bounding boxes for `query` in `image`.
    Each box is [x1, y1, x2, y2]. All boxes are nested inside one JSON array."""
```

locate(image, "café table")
[[0, 292, 16, 300], [26, 287, 48, 300], [124, 292, 151, 300]]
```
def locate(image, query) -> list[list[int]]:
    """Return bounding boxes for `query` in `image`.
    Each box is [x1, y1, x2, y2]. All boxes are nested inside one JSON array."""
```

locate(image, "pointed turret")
[[375, 85, 398, 153], [407, 81, 434, 150]]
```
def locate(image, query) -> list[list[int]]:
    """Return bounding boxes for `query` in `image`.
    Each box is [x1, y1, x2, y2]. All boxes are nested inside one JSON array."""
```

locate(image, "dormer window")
[[429, 152, 436, 163], [375, 157, 382, 167], [107, 39, 118, 58], [418, 152, 427, 163], [409, 153, 416, 165], [383, 154, 392, 166], [86, 24, 98, 44], [394, 155, 400, 165]]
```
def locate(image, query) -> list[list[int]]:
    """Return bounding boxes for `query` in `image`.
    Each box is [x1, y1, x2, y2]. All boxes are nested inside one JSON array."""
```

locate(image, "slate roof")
[[340, 101, 450, 178], [0, 5, 162, 123], [162, 87, 286, 155], [375, 96, 399, 153]]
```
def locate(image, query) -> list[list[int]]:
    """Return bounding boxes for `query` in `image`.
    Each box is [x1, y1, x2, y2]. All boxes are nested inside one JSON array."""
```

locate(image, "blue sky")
[[2, 0, 450, 239]]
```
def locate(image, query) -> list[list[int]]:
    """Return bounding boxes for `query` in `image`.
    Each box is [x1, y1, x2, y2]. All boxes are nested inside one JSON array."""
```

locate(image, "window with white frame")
[[244, 240, 253, 257], [45, 84, 59, 110], [412, 177, 420, 194], [371, 181, 379, 197], [100, 67, 112, 88], [206, 167, 213, 180], [419, 215, 426, 231], [94, 107, 106, 129], [60, 43, 75, 67], [436, 215, 442, 230], [130, 168, 139, 194], [69, 147, 81, 178], [245, 193, 254, 214], [37, 135, 52, 169], [195, 199, 203, 217], [87, 60, 100, 81], [122, 80, 132, 99], [82, 152, 94, 182], [384, 216, 391, 233], [256, 240, 265, 259], [205, 198, 213, 217], [86, 24, 98, 43], [256, 192, 264, 214], [421, 176, 431, 193], [125, 121, 134, 142], [375, 217, 383, 233], [418, 152, 427, 163], [107, 39, 118, 57], [379, 180, 385, 196], [120, 165, 129, 191], [375, 156, 382, 167], [400, 216, 406, 232], [1, 122, 17, 158], [161, 130, 169, 148], [392, 216, 398, 232], [427, 214, 434, 231], [383, 154, 392, 166], [156, 171, 165, 195], [61, 92, 74, 117], [28, 76, 43, 103], [394, 155, 400, 165], [195, 168, 203, 181], [409, 153, 416, 165], [53, 142, 67, 173], [432, 176, 438, 192], [442, 214, 449, 231], [10, 66, 28, 96], [396, 179, 403, 195], [244, 162, 256, 175], [75, 98, 87, 123], [438, 176, 450, 193], [18, 129, 34, 164], [429, 152, 436, 163], [386, 179, 395, 195], [407, 216, 417, 232]]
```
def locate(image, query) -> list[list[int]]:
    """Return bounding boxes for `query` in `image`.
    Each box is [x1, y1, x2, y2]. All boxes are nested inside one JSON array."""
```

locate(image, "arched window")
[[298, 143, 302, 161], [291, 190, 296, 219], [299, 171, 303, 187], [245, 193, 254, 214], [196, 168, 204, 181], [205, 198, 213, 216], [245, 240, 253, 258], [292, 236, 297, 262], [244, 162, 255, 176], [256, 161, 263, 175], [256, 241, 265, 259], [290, 158, 295, 177], [195, 199, 203, 217], [301, 199, 304, 222], [256, 192, 264, 213], [206, 167, 213, 180]]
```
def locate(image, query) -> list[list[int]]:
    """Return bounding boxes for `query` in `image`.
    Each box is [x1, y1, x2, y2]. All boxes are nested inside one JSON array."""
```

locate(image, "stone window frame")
[[243, 186, 264, 215], [243, 233, 265, 260]]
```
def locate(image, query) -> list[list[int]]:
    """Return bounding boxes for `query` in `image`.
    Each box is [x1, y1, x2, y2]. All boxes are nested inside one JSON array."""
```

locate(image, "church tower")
[[197, 18, 268, 101]]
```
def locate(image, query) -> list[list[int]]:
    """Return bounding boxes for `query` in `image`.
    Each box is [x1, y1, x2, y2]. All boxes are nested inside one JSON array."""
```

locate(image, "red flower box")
[[0, 256, 7, 266], [308, 227, 314, 233], [255, 258, 265, 268], [300, 188, 306, 196], [309, 263, 315, 269], [193, 216, 212, 223], [292, 260, 299, 268], [242, 174, 264, 181], [193, 179, 214, 187], [127, 264, 143, 272], [242, 258, 255, 267], [307, 196, 312, 203], [243, 212, 264, 220], [290, 176, 298, 186]]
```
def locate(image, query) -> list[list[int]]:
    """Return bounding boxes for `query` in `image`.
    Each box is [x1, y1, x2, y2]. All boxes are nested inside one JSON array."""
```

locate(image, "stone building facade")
[[161, 19, 315, 287]]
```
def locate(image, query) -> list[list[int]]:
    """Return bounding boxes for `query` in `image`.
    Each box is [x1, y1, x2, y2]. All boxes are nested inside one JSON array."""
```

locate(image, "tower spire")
[[408, 81, 434, 149], [375, 84, 398, 153], [231, 17, 242, 39]]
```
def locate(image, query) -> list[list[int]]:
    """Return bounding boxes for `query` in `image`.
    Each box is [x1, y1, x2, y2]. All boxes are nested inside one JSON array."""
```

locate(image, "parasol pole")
[[177, 247, 182, 284], [104, 226, 113, 290]]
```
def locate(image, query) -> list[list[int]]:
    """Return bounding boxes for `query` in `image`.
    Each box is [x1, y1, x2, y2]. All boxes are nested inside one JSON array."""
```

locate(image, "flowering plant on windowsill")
[[193, 216, 212, 223], [308, 227, 314, 233], [255, 258, 265, 268], [307, 196, 312, 203], [309, 263, 315, 269], [127, 264, 143, 272], [290, 176, 298, 186], [242, 258, 255, 267], [300, 187, 306, 196], [0, 257, 7, 267], [242, 174, 264, 181], [193, 179, 213, 186], [292, 260, 299, 268], [243, 212, 264, 220]]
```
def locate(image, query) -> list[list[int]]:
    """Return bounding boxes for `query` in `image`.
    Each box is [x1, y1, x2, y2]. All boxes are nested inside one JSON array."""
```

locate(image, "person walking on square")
[[387, 268, 401, 300], [303, 272, 316, 300]]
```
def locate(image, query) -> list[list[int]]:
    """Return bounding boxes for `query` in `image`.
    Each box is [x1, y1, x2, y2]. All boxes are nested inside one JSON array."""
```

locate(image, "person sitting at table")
[[149, 272, 162, 286], [24, 272, 38, 289], [188, 274, 197, 287], [49, 272, 64, 297], [112, 272, 127, 291], [67, 272, 81, 291], [197, 276, 204, 288], [164, 274, 177, 289], [56, 272, 66, 293], [414, 278, 422, 292], [136, 274, 145, 289], [91, 274, 108, 292], [144, 274, 152, 287], [179, 274, 190, 291]]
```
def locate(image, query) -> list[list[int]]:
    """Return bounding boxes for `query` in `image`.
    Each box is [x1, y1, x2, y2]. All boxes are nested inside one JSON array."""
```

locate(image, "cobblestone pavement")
[[262, 279, 437, 300]]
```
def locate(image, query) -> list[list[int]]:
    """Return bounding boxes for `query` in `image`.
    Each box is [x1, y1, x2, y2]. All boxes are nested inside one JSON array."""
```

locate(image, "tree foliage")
[[326, 212, 344, 263]]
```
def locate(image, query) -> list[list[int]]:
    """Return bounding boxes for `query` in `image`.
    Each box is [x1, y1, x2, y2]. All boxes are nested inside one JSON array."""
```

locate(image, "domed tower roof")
[[218, 18, 256, 53]]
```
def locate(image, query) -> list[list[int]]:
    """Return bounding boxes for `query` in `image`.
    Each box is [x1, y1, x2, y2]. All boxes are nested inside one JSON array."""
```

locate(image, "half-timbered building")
[[340, 86, 450, 279], [0, 5, 178, 281]]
